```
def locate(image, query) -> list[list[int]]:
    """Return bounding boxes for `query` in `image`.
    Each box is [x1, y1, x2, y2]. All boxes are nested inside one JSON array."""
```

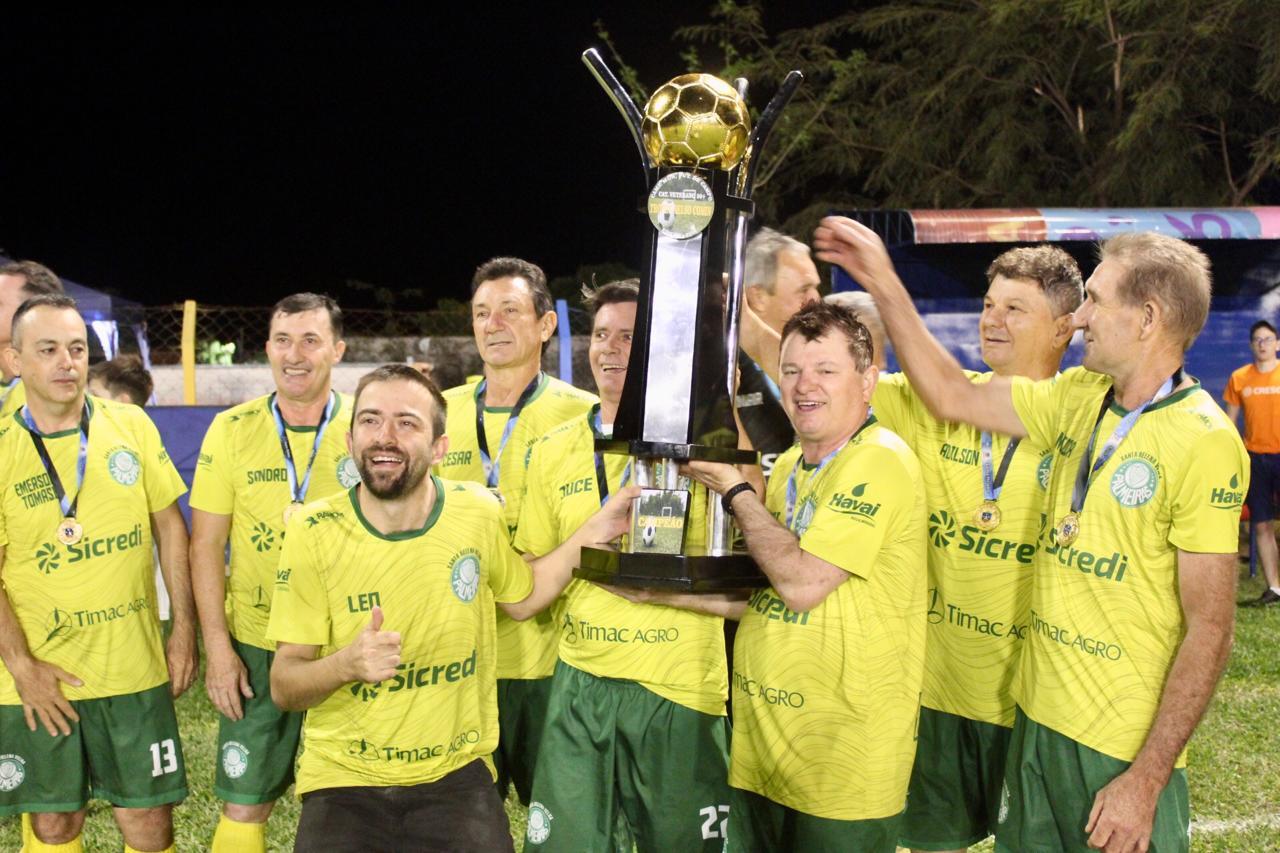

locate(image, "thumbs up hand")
[[343, 606, 401, 684]]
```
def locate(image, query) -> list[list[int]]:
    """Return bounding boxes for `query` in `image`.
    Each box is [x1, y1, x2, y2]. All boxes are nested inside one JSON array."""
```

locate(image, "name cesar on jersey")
[[441, 450, 472, 467]]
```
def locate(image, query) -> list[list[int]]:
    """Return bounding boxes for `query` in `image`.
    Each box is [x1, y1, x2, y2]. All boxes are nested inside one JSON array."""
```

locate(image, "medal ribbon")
[[270, 390, 337, 504], [22, 401, 90, 521], [0, 377, 18, 408], [590, 406, 632, 507], [1068, 369, 1182, 516], [980, 432, 1021, 502], [474, 373, 542, 488], [784, 415, 877, 530]]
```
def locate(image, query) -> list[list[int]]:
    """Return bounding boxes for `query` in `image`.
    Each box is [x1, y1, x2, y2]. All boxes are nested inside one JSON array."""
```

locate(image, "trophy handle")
[[582, 48, 653, 173], [740, 69, 803, 199]]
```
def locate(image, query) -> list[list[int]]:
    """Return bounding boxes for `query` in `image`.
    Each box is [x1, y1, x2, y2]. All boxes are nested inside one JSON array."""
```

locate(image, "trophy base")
[[576, 546, 765, 592], [595, 439, 756, 466]]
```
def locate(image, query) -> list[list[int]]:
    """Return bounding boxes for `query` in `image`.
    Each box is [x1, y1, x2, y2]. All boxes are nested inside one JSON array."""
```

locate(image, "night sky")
[[3, 5, 833, 309]]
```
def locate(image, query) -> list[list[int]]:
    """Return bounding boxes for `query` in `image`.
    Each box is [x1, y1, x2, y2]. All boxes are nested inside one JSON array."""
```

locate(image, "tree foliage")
[[610, 1, 1280, 237]]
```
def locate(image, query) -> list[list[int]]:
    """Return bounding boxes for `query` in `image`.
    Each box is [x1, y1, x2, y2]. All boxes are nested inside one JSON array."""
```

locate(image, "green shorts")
[[214, 637, 303, 805], [493, 675, 553, 806], [900, 706, 1011, 850], [995, 708, 1189, 852], [0, 683, 187, 817], [727, 786, 901, 853], [523, 661, 731, 852]]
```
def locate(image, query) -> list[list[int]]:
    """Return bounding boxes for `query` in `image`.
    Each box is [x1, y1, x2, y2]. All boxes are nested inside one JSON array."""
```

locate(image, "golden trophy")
[[576, 49, 802, 590]]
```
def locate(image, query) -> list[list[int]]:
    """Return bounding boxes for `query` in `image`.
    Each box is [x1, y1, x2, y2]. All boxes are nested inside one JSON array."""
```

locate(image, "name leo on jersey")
[[1029, 609, 1123, 660], [747, 588, 811, 626]]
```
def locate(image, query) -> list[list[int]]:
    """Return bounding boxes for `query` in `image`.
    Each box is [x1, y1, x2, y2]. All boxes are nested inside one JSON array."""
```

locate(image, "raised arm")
[[271, 605, 401, 712], [813, 216, 1026, 437], [500, 485, 638, 621]]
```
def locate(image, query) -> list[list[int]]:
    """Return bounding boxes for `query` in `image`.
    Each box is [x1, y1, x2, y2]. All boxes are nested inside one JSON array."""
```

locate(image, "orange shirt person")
[[1224, 319, 1280, 604]]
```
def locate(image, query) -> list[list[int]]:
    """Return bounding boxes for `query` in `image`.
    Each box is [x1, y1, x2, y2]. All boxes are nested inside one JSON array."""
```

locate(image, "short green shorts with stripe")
[[0, 683, 187, 817], [523, 661, 731, 852], [995, 708, 1190, 853], [727, 787, 902, 853], [214, 637, 302, 805], [900, 706, 1011, 850], [494, 675, 554, 806]]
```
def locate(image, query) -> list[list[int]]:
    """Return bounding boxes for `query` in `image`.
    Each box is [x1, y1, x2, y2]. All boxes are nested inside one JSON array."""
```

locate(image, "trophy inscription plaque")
[[576, 49, 802, 591]]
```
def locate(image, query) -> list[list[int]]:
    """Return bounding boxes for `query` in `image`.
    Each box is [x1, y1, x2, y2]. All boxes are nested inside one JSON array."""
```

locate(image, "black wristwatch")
[[722, 482, 756, 516]]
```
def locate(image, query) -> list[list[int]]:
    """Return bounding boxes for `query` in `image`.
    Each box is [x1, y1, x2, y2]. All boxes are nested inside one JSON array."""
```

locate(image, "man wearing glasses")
[[1224, 320, 1280, 604]]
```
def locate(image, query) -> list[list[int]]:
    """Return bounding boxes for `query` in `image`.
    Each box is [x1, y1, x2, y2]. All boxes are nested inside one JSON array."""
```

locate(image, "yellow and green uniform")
[[189, 392, 359, 651], [265, 479, 533, 795], [515, 408, 727, 715], [731, 418, 927, 821], [436, 374, 596, 680], [874, 372, 1046, 727], [0, 378, 24, 423], [0, 396, 185, 704], [1010, 367, 1247, 763]]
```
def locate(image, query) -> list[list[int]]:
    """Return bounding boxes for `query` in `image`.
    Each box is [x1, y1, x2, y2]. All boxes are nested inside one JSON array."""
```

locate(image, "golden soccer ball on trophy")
[[641, 73, 751, 171]]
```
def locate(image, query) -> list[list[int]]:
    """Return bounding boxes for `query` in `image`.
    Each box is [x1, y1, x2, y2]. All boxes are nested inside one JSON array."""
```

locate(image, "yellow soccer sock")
[[211, 813, 267, 853], [25, 830, 84, 853]]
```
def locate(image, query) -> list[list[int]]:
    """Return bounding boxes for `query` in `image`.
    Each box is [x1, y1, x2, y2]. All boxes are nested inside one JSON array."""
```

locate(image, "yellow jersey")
[[266, 479, 533, 794], [874, 372, 1047, 727], [730, 418, 927, 820], [515, 407, 727, 716], [189, 392, 359, 650], [436, 373, 596, 680], [1011, 367, 1247, 763], [0, 397, 186, 702]]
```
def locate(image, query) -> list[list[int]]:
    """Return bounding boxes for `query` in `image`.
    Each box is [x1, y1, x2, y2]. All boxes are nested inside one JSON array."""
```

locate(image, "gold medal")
[[283, 501, 303, 526], [57, 518, 83, 546], [1056, 512, 1081, 546], [974, 500, 1001, 532]]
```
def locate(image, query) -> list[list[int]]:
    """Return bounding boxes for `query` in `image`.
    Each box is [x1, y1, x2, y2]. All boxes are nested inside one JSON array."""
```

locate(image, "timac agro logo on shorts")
[[1110, 457, 1158, 508], [106, 446, 142, 486], [449, 551, 481, 603], [928, 510, 956, 548], [526, 802, 554, 844], [826, 484, 880, 525], [0, 755, 26, 792]]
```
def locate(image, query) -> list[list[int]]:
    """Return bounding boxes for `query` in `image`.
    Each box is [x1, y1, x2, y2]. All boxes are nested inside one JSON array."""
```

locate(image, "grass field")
[[1, 564, 1277, 851]]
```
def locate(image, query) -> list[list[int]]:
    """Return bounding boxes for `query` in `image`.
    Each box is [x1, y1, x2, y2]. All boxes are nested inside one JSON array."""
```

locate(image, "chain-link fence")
[[136, 303, 599, 405]]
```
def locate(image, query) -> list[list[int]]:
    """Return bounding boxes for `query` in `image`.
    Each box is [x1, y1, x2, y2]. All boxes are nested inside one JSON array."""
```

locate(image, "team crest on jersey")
[[0, 755, 25, 792], [336, 455, 362, 488], [793, 496, 818, 535], [1110, 458, 1158, 508], [221, 741, 249, 779], [107, 448, 142, 486], [450, 552, 481, 603], [1037, 452, 1052, 490], [526, 802, 553, 843]]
